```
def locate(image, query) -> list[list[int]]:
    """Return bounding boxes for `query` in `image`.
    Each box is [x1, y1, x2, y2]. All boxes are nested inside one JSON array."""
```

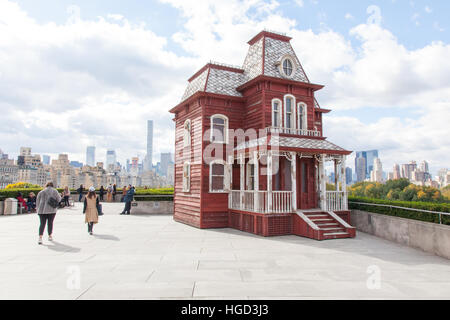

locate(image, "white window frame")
[[209, 159, 228, 193], [297, 102, 308, 131], [210, 114, 229, 144], [279, 55, 297, 79], [183, 119, 191, 147], [246, 160, 256, 191], [271, 99, 282, 128], [182, 162, 191, 192], [283, 94, 296, 130]]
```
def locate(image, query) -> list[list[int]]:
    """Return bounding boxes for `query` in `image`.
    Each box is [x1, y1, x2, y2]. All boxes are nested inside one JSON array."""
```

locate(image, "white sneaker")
[[38, 238, 43, 245], [48, 235, 53, 241]]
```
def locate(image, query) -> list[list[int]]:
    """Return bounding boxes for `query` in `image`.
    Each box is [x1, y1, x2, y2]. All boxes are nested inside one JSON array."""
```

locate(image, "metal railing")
[[349, 201, 450, 225], [265, 126, 321, 137]]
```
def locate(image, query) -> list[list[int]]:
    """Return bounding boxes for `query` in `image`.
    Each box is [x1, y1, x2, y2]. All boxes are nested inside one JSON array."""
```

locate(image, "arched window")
[[183, 119, 191, 147], [272, 99, 282, 128], [210, 114, 228, 143], [297, 102, 307, 132], [182, 162, 190, 192], [284, 95, 296, 130], [210, 160, 226, 192]]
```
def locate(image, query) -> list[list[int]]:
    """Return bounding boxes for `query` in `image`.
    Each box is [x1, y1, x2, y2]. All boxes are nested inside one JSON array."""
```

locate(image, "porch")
[[227, 150, 349, 214]]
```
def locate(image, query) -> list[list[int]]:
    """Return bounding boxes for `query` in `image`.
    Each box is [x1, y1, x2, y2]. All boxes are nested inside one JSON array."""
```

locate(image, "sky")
[[0, 0, 449, 176]]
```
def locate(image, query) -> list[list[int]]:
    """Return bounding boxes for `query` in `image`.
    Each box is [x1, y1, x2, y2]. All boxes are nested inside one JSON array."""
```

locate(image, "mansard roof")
[[178, 30, 313, 105]]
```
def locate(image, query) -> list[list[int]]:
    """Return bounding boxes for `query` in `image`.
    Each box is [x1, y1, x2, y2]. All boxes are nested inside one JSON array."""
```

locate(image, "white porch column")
[[334, 158, 339, 191], [267, 151, 273, 213], [319, 155, 327, 211], [253, 151, 259, 212], [240, 153, 245, 209], [291, 152, 297, 211], [341, 155, 347, 210]]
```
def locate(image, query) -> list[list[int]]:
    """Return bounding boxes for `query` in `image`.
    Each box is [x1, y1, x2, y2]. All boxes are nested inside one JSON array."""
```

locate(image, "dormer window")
[[279, 55, 296, 78], [283, 59, 293, 76]]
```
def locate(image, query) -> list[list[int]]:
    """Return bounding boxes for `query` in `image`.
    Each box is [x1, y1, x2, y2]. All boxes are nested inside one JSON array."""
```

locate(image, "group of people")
[[16, 192, 37, 213], [36, 182, 136, 244]]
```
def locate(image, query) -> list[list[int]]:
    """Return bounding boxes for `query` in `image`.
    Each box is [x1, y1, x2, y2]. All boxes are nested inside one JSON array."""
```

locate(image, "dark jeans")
[[100, 194, 104, 201], [87, 222, 94, 233], [27, 202, 36, 212], [63, 196, 70, 207], [38, 214, 56, 236], [78, 193, 83, 202], [123, 201, 131, 214]]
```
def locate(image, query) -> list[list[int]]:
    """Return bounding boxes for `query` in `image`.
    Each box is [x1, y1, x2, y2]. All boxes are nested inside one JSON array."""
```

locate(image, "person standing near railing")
[[77, 185, 84, 202], [63, 186, 70, 207]]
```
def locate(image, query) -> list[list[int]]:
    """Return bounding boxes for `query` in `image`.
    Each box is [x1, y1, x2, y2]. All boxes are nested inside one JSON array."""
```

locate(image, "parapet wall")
[[351, 210, 450, 260]]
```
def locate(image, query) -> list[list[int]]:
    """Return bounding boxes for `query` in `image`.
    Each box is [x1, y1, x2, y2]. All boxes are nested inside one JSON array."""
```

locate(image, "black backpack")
[[47, 197, 59, 208]]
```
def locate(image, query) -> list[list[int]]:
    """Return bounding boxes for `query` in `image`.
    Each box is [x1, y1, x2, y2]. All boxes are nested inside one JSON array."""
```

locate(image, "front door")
[[297, 157, 316, 209]]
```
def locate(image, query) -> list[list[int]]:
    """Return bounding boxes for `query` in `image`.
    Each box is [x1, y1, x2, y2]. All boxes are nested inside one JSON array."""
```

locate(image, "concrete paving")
[[0, 202, 449, 300]]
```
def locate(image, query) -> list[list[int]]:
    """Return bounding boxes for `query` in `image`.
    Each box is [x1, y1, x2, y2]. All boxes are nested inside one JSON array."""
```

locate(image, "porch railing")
[[325, 191, 348, 211], [229, 190, 292, 214], [265, 126, 321, 137]]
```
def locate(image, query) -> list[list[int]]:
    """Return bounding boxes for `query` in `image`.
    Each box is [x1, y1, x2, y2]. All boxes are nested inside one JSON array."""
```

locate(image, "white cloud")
[[345, 13, 354, 20], [425, 6, 432, 13], [295, 0, 304, 7]]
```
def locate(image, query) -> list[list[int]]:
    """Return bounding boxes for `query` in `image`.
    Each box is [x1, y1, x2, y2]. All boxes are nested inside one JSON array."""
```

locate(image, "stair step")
[[310, 218, 333, 222], [320, 227, 345, 231], [324, 232, 349, 236], [305, 214, 328, 218], [317, 223, 340, 226]]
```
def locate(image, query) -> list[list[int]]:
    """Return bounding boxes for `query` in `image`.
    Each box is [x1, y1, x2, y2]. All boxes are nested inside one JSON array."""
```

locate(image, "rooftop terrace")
[[1, 203, 449, 299]]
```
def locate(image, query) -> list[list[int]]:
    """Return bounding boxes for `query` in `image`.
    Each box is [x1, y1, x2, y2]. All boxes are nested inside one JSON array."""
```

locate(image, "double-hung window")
[[211, 115, 228, 143]]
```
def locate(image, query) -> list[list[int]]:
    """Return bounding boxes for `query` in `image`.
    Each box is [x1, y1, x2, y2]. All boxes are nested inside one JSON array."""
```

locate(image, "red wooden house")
[[169, 30, 355, 240]]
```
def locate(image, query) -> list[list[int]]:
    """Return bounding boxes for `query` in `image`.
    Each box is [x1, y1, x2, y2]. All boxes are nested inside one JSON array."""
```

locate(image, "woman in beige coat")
[[83, 187, 99, 235]]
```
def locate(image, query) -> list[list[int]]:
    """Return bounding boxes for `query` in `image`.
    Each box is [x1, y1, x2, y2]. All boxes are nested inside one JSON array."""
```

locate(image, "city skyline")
[[0, 1, 449, 177]]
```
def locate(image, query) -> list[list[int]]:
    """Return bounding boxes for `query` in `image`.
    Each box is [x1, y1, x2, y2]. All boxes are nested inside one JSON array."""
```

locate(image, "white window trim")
[[283, 94, 296, 130], [210, 114, 229, 144], [246, 159, 255, 191], [271, 99, 282, 128], [297, 102, 308, 131], [182, 162, 191, 192], [183, 119, 191, 147], [279, 55, 297, 79], [209, 159, 228, 193]]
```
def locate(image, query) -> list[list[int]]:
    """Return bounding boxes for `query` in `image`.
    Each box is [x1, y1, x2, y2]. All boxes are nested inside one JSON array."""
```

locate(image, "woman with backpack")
[[83, 186, 100, 235], [36, 182, 61, 245]]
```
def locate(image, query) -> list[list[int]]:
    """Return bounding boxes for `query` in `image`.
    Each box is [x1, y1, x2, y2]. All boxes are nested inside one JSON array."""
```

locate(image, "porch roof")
[[235, 135, 352, 155]]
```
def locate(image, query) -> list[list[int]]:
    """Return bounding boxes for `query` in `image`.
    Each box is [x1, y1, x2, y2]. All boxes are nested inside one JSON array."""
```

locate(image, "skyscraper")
[[145, 120, 154, 171], [106, 150, 116, 171], [393, 164, 401, 180], [86, 146, 96, 167], [345, 167, 353, 185], [42, 155, 50, 165], [370, 158, 383, 182], [160, 152, 173, 177], [356, 157, 367, 182], [355, 150, 379, 179]]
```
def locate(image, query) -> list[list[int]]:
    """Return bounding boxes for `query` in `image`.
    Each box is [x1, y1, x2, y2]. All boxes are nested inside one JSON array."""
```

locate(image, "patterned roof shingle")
[[264, 37, 309, 83], [180, 31, 312, 103], [235, 136, 348, 154]]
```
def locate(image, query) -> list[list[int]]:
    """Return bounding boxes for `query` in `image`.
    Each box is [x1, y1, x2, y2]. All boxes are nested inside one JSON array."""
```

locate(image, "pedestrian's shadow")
[[93, 234, 120, 241], [44, 241, 81, 253]]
